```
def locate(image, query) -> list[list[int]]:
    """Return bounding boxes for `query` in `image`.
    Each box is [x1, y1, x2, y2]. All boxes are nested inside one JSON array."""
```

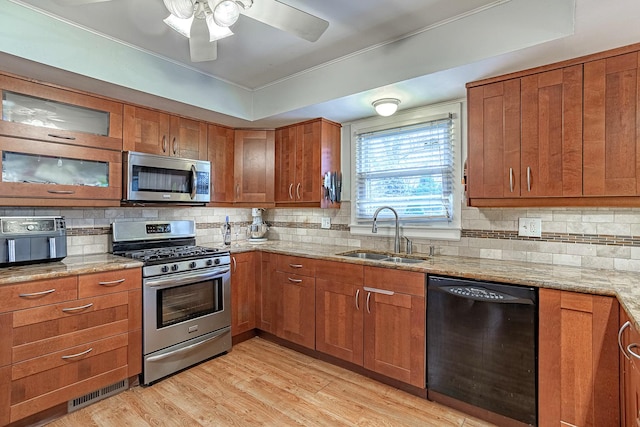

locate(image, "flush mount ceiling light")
[[372, 98, 401, 117]]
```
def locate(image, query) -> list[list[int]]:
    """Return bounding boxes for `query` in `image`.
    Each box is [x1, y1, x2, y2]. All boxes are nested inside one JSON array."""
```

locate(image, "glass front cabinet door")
[[0, 74, 123, 151], [0, 136, 122, 206]]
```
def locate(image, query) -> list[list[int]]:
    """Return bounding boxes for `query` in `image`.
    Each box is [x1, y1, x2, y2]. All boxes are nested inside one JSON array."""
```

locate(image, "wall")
[[7, 201, 637, 273]]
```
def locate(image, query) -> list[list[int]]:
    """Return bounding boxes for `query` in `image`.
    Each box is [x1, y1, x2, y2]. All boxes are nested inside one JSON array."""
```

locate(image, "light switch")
[[321, 217, 331, 229]]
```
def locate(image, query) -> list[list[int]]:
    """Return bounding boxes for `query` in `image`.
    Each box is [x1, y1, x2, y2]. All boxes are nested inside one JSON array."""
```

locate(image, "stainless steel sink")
[[338, 251, 426, 264], [340, 251, 389, 260]]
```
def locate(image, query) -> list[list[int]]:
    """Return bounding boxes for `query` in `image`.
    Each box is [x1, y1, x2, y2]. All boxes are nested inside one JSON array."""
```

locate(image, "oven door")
[[124, 151, 210, 203], [143, 266, 230, 355]]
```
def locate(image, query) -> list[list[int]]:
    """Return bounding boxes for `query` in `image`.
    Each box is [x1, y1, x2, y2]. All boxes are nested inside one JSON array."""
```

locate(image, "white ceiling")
[[1, 0, 640, 128]]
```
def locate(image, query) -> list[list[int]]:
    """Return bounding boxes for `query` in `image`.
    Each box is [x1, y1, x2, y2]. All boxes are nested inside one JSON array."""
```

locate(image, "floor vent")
[[68, 378, 128, 413]]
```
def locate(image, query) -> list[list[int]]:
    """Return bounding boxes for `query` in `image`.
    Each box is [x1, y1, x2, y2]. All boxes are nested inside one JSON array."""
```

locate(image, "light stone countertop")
[[0, 253, 142, 286], [229, 240, 640, 330], [1, 242, 637, 330]]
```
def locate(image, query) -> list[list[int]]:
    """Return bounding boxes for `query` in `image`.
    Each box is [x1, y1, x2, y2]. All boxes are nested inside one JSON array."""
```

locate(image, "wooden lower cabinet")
[[274, 262, 316, 350], [538, 288, 619, 426], [231, 252, 257, 336], [620, 308, 640, 427], [0, 267, 141, 425], [316, 262, 425, 388]]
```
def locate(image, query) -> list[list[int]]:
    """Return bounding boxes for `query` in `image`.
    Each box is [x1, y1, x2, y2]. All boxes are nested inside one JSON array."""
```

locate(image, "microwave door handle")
[[190, 164, 197, 200]]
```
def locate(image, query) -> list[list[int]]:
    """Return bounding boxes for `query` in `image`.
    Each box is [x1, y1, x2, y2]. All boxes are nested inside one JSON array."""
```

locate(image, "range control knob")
[[26, 224, 36, 231], [189, 261, 197, 269], [161, 265, 169, 273], [206, 259, 213, 266], [214, 258, 221, 265], [171, 264, 179, 272]]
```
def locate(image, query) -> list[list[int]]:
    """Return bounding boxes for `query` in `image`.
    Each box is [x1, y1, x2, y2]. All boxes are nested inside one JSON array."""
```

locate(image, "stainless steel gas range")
[[111, 220, 231, 385]]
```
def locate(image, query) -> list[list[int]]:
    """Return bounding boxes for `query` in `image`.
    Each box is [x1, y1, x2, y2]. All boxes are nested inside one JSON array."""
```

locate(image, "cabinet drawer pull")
[[355, 289, 360, 310], [619, 321, 631, 359], [289, 264, 303, 269], [61, 348, 93, 360], [19, 288, 56, 298], [288, 277, 303, 283], [288, 183, 293, 200], [48, 133, 76, 141], [509, 168, 514, 193], [47, 190, 76, 195], [526, 167, 531, 192], [62, 303, 94, 313], [628, 343, 640, 360], [296, 182, 301, 199], [98, 278, 126, 286]]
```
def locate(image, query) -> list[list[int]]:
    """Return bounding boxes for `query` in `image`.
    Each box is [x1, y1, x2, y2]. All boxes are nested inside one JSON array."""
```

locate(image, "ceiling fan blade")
[[53, 0, 112, 5], [241, 0, 329, 42], [189, 18, 218, 62]]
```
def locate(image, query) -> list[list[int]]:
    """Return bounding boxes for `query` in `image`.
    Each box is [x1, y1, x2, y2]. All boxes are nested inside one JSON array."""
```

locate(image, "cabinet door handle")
[[288, 277, 303, 283], [62, 303, 94, 313], [619, 321, 631, 360], [232, 256, 237, 273], [366, 292, 371, 314], [47, 133, 76, 141], [172, 137, 177, 155], [526, 167, 531, 192], [288, 183, 293, 200], [48, 190, 75, 195], [162, 135, 167, 153], [296, 183, 301, 199], [509, 168, 514, 193], [98, 278, 126, 287], [355, 289, 360, 310], [628, 343, 640, 360], [236, 184, 240, 200], [19, 288, 56, 298], [61, 347, 93, 360]]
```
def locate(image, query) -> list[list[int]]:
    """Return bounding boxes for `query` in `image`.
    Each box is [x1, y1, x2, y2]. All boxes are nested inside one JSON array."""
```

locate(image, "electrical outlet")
[[518, 218, 542, 238], [321, 217, 331, 229]]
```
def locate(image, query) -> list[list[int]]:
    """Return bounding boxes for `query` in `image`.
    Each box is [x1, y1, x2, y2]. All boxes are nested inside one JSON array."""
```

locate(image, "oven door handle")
[[146, 327, 230, 362], [145, 268, 230, 288]]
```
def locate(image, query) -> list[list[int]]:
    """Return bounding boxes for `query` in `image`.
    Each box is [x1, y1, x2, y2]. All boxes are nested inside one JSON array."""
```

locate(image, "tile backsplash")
[[3, 202, 640, 273]]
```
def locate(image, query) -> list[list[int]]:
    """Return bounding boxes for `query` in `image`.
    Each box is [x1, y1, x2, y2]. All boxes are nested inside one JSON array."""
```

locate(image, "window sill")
[[349, 223, 461, 241]]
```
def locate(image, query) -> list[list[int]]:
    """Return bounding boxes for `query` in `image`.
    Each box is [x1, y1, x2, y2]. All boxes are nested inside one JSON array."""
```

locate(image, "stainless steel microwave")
[[123, 151, 210, 204]]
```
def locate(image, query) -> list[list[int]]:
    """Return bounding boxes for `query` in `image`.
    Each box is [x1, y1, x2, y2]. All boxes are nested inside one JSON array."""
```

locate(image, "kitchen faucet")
[[372, 206, 400, 253]]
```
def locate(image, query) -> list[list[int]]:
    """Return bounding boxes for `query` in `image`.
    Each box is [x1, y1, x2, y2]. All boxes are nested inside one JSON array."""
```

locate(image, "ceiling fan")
[[53, 0, 330, 63]]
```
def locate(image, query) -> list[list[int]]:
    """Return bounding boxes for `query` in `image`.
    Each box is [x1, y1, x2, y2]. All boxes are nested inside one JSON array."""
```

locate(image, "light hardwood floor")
[[46, 337, 495, 426]]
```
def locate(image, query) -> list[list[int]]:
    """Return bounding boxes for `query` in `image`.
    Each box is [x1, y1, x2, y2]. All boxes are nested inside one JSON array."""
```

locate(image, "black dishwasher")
[[427, 275, 537, 426]]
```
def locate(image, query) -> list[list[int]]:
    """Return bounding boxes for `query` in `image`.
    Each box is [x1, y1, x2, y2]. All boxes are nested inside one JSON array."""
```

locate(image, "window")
[[349, 101, 462, 240]]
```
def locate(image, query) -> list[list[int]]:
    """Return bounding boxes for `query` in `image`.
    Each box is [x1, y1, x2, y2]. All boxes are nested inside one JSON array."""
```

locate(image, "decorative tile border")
[[462, 229, 640, 247], [65, 225, 640, 247]]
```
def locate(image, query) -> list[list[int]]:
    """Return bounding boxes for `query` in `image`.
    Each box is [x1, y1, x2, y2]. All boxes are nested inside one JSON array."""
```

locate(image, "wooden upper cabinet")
[[0, 74, 123, 151], [123, 105, 207, 160], [468, 42, 640, 206], [584, 51, 640, 196], [467, 79, 521, 199], [234, 129, 275, 205], [208, 123, 235, 204], [521, 65, 583, 198], [274, 118, 341, 207]]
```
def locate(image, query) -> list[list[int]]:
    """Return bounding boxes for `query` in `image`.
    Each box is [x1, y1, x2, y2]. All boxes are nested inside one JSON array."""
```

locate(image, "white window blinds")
[[355, 114, 454, 223]]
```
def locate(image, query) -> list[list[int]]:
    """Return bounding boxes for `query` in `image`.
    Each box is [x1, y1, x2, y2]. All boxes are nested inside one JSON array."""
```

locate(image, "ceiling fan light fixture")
[[163, 0, 195, 19], [205, 14, 234, 41], [210, 0, 240, 27], [163, 13, 194, 38], [372, 98, 401, 116]]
